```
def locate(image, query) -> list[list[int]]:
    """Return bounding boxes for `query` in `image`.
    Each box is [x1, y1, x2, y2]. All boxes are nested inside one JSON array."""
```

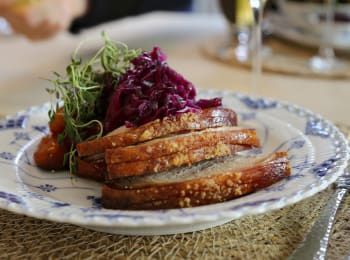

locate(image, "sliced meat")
[[76, 107, 237, 158], [106, 143, 254, 179], [102, 152, 291, 210], [105, 127, 260, 164]]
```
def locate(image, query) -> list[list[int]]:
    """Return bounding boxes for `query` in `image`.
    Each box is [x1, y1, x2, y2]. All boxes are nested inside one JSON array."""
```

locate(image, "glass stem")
[[249, 0, 263, 94], [319, 0, 335, 62]]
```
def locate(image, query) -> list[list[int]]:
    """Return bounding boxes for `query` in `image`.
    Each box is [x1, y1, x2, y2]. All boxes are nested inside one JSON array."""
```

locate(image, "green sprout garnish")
[[47, 32, 142, 175]]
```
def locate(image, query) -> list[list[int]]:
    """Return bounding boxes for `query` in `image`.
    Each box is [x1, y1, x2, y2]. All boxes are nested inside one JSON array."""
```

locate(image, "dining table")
[[0, 11, 350, 259]]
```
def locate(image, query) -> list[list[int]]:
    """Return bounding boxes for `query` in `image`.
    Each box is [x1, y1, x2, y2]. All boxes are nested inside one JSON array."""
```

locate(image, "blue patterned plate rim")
[[0, 90, 349, 229]]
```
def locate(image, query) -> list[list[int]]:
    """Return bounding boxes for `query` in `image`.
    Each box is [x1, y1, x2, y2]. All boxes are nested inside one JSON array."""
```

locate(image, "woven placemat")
[[202, 37, 350, 79], [1, 124, 349, 259], [0, 188, 349, 259]]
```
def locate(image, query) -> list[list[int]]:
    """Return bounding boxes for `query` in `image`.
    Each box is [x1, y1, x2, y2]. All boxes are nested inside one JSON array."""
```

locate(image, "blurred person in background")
[[0, 0, 192, 40]]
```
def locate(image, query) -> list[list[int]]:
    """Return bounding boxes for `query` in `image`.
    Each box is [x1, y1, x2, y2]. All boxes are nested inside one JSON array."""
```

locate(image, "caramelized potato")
[[34, 135, 70, 170], [49, 109, 65, 134]]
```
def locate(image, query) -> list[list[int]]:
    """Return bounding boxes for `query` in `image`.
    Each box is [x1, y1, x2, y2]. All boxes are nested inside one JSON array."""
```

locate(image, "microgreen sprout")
[[47, 32, 141, 174]]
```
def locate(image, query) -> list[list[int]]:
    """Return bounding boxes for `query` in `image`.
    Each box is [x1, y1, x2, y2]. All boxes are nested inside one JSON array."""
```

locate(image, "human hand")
[[0, 0, 87, 40]]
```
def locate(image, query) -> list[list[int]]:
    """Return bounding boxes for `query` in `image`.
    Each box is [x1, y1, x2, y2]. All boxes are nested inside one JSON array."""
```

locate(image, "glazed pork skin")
[[76, 107, 238, 158], [102, 152, 291, 210]]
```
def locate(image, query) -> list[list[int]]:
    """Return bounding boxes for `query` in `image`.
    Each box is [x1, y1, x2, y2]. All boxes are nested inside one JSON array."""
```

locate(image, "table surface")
[[1, 12, 350, 126], [0, 12, 350, 259]]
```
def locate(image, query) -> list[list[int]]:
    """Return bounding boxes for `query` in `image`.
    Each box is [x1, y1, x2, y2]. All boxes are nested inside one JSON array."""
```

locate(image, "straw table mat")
[[202, 37, 350, 79], [1, 125, 350, 260]]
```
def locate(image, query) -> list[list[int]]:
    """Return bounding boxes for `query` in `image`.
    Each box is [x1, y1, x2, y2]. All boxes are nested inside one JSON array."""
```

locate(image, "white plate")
[[269, 12, 350, 52], [0, 90, 349, 236]]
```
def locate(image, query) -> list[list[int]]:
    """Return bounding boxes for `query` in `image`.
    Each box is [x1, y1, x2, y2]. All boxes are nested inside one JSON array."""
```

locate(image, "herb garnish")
[[47, 33, 141, 174]]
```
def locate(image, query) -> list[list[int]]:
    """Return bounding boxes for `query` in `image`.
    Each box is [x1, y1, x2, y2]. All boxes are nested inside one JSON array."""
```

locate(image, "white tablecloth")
[[0, 12, 349, 125]]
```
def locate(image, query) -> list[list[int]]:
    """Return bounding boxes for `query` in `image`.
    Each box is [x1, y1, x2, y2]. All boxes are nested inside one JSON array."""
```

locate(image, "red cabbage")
[[103, 46, 221, 132]]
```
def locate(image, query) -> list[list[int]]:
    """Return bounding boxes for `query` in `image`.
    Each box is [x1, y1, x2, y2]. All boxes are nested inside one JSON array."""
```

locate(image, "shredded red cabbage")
[[103, 46, 221, 132]]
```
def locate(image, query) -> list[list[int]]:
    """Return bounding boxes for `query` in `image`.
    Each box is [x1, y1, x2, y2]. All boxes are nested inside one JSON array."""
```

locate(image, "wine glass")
[[217, 0, 255, 62], [213, 0, 269, 93], [309, 0, 346, 73]]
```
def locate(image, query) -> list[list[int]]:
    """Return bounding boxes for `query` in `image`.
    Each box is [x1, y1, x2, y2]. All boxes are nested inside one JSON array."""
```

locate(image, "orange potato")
[[34, 134, 70, 170]]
